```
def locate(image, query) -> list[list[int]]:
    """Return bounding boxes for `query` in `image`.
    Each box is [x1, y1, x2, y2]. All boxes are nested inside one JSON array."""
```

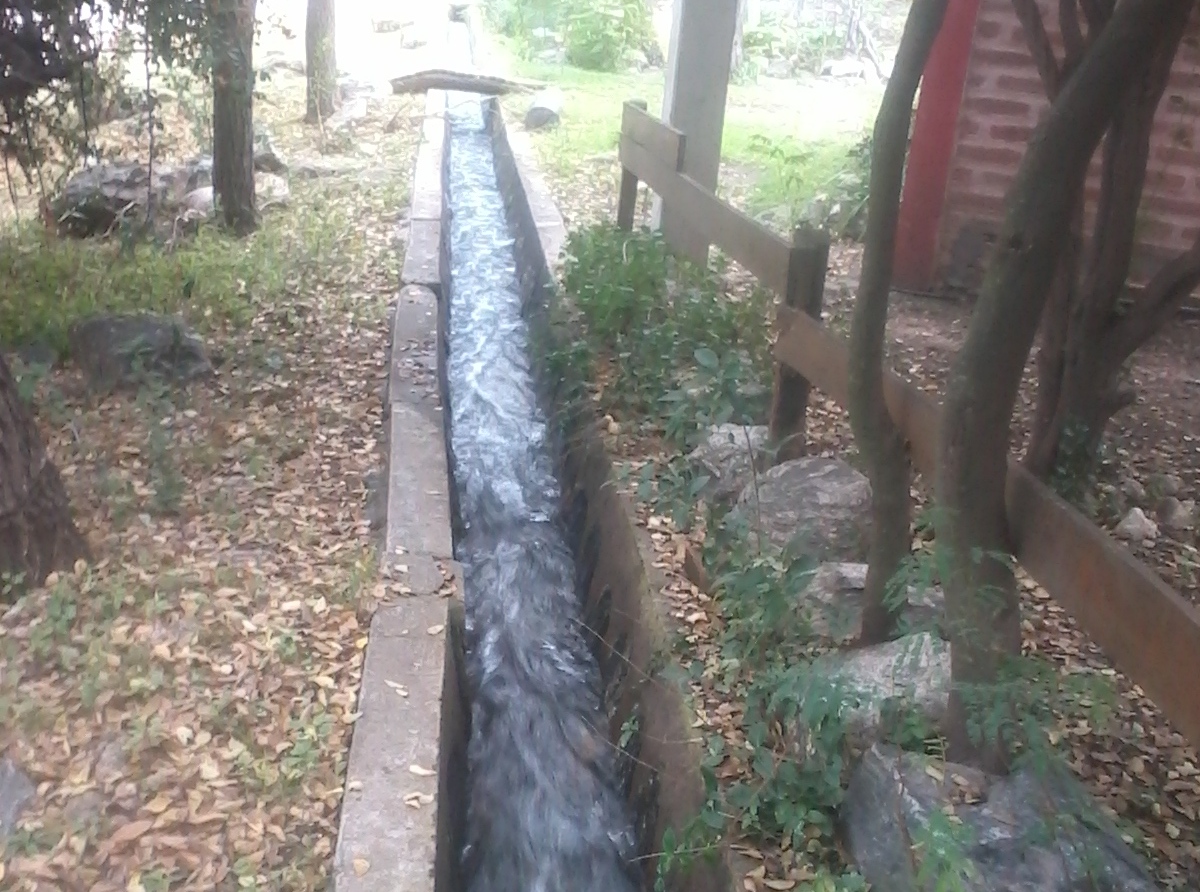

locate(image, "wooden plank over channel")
[[774, 309, 1200, 750], [618, 115, 791, 295]]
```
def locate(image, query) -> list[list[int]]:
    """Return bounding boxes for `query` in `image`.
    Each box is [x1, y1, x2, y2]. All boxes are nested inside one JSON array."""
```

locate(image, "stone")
[[1114, 507, 1157, 543], [183, 186, 214, 215], [257, 172, 291, 210], [687, 423, 769, 504], [261, 56, 305, 77], [291, 156, 366, 179], [1148, 472, 1183, 498], [766, 57, 794, 79], [524, 87, 564, 131], [734, 457, 872, 561], [0, 758, 34, 839], [801, 562, 945, 643], [1119, 476, 1147, 506], [803, 633, 950, 747], [254, 126, 288, 174], [68, 313, 214, 392], [52, 158, 213, 237], [822, 57, 868, 79], [1156, 496, 1194, 534], [843, 744, 1159, 892], [365, 468, 387, 532]]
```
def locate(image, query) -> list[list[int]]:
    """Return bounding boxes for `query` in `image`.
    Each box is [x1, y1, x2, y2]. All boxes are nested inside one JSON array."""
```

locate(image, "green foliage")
[[0, 178, 367, 355], [749, 131, 872, 239], [563, 0, 654, 72], [560, 224, 773, 448]]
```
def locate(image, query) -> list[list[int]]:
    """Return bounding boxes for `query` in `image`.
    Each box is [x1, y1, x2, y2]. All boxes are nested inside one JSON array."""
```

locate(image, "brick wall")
[[936, 0, 1200, 294]]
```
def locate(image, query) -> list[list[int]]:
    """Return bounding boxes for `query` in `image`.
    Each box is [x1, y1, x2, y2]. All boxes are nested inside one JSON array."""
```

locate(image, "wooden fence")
[[615, 99, 1200, 752]]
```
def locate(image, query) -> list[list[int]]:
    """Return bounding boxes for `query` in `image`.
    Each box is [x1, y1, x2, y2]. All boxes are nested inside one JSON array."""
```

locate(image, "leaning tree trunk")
[[212, 0, 259, 236], [937, 0, 1179, 774], [847, 0, 947, 646], [305, 0, 338, 123], [0, 354, 88, 600]]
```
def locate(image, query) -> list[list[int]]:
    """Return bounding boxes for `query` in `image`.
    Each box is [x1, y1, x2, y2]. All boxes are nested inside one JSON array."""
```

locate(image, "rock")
[[365, 469, 387, 531], [524, 87, 564, 131], [291, 156, 366, 179], [804, 633, 950, 747], [822, 57, 868, 79], [843, 744, 1159, 892], [766, 57, 794, 79], [371, 18, 406, 33], [801, 562, 945, 643], [734, 457, 872, 560], [534, 47, 566, 65], [1149, 472, 1184, 498], [183, 186, 214, 215], [0, 758, 34, 840], [1114, 507, 1157, 543], [68, 313, 214, 391], [52, 158, 213, 237], [260, 54, 305, 77], [256, 172, 291, 210], [1157, 496, 1195, 534], [687, 424, 770, 504], [1119, 476, 1146, 506], [253, 126, 287, 174]]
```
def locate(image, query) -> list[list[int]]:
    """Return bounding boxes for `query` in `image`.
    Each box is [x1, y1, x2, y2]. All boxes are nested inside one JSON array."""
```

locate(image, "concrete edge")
[[333, 87, 460, 892]]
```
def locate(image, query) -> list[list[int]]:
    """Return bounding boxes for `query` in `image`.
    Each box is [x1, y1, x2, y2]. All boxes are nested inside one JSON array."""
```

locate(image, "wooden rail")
[[616, 99, 1200, 751]]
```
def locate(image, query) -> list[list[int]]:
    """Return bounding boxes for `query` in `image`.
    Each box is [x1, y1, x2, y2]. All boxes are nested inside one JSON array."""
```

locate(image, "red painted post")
[[893, 0, 984, 291]]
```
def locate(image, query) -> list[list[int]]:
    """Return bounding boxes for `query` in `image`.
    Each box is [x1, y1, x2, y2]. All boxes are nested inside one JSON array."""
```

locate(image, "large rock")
[[524, 87, 564, 130], [843, 744, 1159, 892], [68, 313, 214, 391], [52, 159, 212, 237], [734, 457, 871, 560], [801, 562, 945, 643], [687, 423, 769, 504], [254, 126, 288, 174], [0, 758, 34, 840], [804, 632, 950, 747]]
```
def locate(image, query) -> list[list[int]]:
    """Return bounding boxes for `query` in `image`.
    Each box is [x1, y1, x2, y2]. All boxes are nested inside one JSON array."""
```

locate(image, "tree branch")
[[1108, 235, 1200, 363], [1012, 0, 1060, 95]]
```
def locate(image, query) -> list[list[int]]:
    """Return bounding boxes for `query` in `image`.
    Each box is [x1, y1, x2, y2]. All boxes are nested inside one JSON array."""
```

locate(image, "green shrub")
[[563, 0, 654, 72]]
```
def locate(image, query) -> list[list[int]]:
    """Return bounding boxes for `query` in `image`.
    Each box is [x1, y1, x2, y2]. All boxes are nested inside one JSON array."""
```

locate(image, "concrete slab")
[[401, 218, 442, 290], [388, 284, 441, 409], [411, 137, 445, 221], [385, 402, 454, 562], [332, 595, 452, 892]]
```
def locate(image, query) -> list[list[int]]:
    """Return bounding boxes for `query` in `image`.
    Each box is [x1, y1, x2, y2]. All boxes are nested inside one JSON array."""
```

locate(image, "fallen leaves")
[[0, 68, 425, 892]]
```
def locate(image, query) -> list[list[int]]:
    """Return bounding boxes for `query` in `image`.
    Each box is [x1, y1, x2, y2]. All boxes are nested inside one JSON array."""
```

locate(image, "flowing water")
[[444, 93, 640, 892]]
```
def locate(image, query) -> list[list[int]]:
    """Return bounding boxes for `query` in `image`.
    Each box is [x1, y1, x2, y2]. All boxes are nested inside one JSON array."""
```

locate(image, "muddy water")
[[443, 93, 640, 892]]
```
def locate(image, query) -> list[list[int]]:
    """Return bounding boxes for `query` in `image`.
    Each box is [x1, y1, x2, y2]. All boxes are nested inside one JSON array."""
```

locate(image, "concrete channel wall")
[[332, 83, 732, 891]]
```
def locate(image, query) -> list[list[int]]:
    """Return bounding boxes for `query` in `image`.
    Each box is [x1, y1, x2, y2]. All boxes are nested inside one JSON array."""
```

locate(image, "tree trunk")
[[937, 0, 1179, 774], [848, 0, 947, 647], [305, 0, 338, 124], [1019, 0, 1194, 481], [211, 0, 258, 236], [0, 354, 88, 600]]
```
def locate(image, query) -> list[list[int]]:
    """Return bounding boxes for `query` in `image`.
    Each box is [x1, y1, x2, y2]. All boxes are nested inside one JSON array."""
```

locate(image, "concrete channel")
[[330, 24, 734, 892]]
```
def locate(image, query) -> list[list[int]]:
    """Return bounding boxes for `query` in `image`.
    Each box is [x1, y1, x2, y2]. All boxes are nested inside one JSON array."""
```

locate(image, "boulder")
[[1156, 496, 1194, 534], [0, 758, 34, 840], [253, 126, 288, 174], [1114, 507, 1157, 543], [256, 173, 291, 210], [733, 456, 871, 561], [801, 561, 944, 643], [803, 633, 950, 748], [68, 313, 214, 391], [52, 158, 213, 237], [524, 86, 564, 131], [687, 423, 769, 505], [843, 744, 1159, 892]]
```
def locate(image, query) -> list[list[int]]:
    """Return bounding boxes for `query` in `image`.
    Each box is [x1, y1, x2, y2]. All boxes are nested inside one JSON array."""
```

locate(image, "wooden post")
[[768, 223, 830, 464], [616, 98, 648, 231]]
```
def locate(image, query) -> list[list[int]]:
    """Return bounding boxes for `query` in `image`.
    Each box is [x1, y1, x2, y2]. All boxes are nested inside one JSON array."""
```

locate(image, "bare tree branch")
[[1011, 0, 1060, 95]]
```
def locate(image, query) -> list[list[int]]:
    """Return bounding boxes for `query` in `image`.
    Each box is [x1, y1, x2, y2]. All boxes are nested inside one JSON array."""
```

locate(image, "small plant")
[[563, 0, 654, 72]]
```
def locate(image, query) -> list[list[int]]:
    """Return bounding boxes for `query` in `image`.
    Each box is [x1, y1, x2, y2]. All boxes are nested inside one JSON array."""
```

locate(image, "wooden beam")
[[619, 133, 791, 292], [774, 310, 1200, 749], [622, 101, 686, 171]]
